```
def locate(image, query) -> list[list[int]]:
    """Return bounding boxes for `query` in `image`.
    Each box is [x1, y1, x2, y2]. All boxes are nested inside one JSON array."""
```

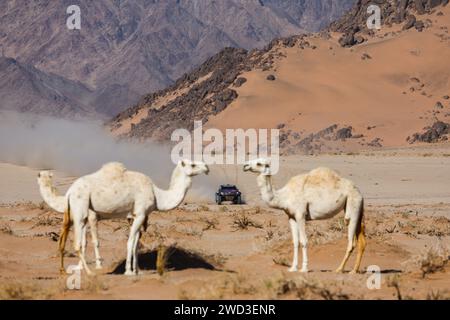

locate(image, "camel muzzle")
[[243, 164, 250, 172]]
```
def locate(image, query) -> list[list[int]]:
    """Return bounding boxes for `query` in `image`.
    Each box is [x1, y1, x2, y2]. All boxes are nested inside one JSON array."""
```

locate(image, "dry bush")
[[0, 223, 13, 235], [83, 276, 108, 293], [265, 229, 274, 241], [19, 201, 53, 212], [174, 216, 193, 223], [37, 201, 53, 211], [418, 246, 449, 278], [272, 256, 290, 267], [179, 273, 257, 299], [176, 225, 203, 237], [387, 275, 403, 300], [177, 277, 228, 300], [143, 224, 166, 242], [0, 282, 56, 300], [426, 290, 450, 300], [231, 213, 262, 231], [32, 213, 61, 228], [364, 212, 450, 240], [328, 216, 346, 232], [242, 207, 262, 215], [178, 289, 193, 300], [272, 277, 350, 300], [197, 205, 209, 212], [201, 217, 219, 231], [385, 224, 397, 234]]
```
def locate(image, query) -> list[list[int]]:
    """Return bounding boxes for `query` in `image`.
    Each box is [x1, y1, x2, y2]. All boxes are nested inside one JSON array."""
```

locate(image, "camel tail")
[[58, 197, 71, 273], [37, 171, 66, 213], [354, 198, 366, 273]]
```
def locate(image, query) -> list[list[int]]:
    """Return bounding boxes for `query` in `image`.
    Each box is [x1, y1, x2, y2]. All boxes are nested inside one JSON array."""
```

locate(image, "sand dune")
[[206, 7, 450, 150]]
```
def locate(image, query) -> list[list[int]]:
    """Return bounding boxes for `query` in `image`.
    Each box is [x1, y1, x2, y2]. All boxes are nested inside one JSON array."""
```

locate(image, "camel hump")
[[99, 162, 127, 178], [305, 167, 342, 188]]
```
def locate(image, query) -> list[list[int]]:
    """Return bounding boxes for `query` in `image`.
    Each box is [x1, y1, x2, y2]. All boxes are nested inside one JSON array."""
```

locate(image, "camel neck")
[[154, 165, 192, 211], [257, 174, 278, 207]]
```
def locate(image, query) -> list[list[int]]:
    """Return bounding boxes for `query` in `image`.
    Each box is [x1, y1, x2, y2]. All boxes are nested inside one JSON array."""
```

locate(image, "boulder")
[[435, 101, 444, 109], [403, 15, 417, 30], [335, 127, 353, 140], [414, 20, 425, 31], [338, 33, 356, 47], [234, 77, 247, 87], [410, 121, 450, 143]]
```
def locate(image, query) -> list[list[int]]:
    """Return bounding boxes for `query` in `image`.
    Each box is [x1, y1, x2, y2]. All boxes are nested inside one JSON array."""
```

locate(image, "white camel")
[[243, 158, 366, 273], [37, 159, 209, 276]]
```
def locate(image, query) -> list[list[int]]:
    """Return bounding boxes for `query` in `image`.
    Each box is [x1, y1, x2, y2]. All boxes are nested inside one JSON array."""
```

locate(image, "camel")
[[243, 158, 366, 274], [37, 159, 209, 276]]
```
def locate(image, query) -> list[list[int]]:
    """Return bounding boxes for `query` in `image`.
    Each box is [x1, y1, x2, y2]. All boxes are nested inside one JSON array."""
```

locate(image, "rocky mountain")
[[0, 0, 354, 117], [0, 57, 97, 118], [110, 0, 450, 153], [329, 0, 449, 46], [263, 0, 355, 31]]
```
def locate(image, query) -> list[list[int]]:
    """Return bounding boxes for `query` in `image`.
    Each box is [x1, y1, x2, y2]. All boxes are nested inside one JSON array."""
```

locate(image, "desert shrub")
[[231, 213, 262, 230], [0, 282, 55, 299], [419, 247, 448, 278], [0, 223, 13, 235], [273, 277, 350, 300], [201, 217, 219, 231], [426, 290, 450, 300]]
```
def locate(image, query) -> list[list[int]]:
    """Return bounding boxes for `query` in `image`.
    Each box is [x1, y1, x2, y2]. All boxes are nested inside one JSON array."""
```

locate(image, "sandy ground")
[[0, 148, 449, 300]]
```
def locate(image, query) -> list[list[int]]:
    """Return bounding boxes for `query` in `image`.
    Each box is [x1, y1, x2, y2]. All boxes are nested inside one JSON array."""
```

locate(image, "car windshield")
[[222, 186, 237, 191]]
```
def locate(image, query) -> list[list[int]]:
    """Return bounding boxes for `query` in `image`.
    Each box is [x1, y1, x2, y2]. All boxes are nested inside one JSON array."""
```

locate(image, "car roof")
[[220, 184, 237, 188]]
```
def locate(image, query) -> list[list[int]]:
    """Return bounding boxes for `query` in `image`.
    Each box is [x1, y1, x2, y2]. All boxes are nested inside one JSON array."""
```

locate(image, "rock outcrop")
[[329, 0, 449, 47]]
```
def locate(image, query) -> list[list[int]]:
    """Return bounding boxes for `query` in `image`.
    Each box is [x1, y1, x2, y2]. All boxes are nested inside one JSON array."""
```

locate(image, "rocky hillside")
[[0, 0, 353, 117], [0, 57, 97, 118], [329, 0, 449, 46], [110, 1, 450, 154]]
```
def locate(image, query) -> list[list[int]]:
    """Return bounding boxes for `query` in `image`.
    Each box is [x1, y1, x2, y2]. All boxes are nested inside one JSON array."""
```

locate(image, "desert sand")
[[0, 146, 449, 300], [206, 7, 450, 150]]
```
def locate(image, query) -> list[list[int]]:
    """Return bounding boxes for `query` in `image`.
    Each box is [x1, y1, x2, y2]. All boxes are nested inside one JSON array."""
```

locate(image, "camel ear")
[[180, 160, 186, 167]]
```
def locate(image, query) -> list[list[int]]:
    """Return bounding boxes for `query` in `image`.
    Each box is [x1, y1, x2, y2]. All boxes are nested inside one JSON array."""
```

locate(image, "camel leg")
[[131, 228, 141, 273], [78, 224, 93, 275], [73, 213, 93, 276], [88, 211, 102, 269], [125, 214, 146, 276], [288, 218, 299, 272], [351, 221, 366, 274], [77, 226, 87, 269], [335, 218, 358, 273], [58, 207, 71, 274], [296, 216, 309, 273]]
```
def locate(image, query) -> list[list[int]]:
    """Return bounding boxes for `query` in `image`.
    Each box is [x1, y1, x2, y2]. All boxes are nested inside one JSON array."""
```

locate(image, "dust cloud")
[[0, 112, 220, 202]]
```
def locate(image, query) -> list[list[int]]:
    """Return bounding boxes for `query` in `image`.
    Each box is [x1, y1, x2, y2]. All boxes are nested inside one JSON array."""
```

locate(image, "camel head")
[[37, 171, 54, 187], [178, 159, 209, 177], [243, 158, 272, 176]]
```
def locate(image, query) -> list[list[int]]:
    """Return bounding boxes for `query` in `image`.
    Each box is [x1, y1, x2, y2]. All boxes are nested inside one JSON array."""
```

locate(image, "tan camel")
[[244, 158, 366, 273], [37, 159, 209, 276]]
